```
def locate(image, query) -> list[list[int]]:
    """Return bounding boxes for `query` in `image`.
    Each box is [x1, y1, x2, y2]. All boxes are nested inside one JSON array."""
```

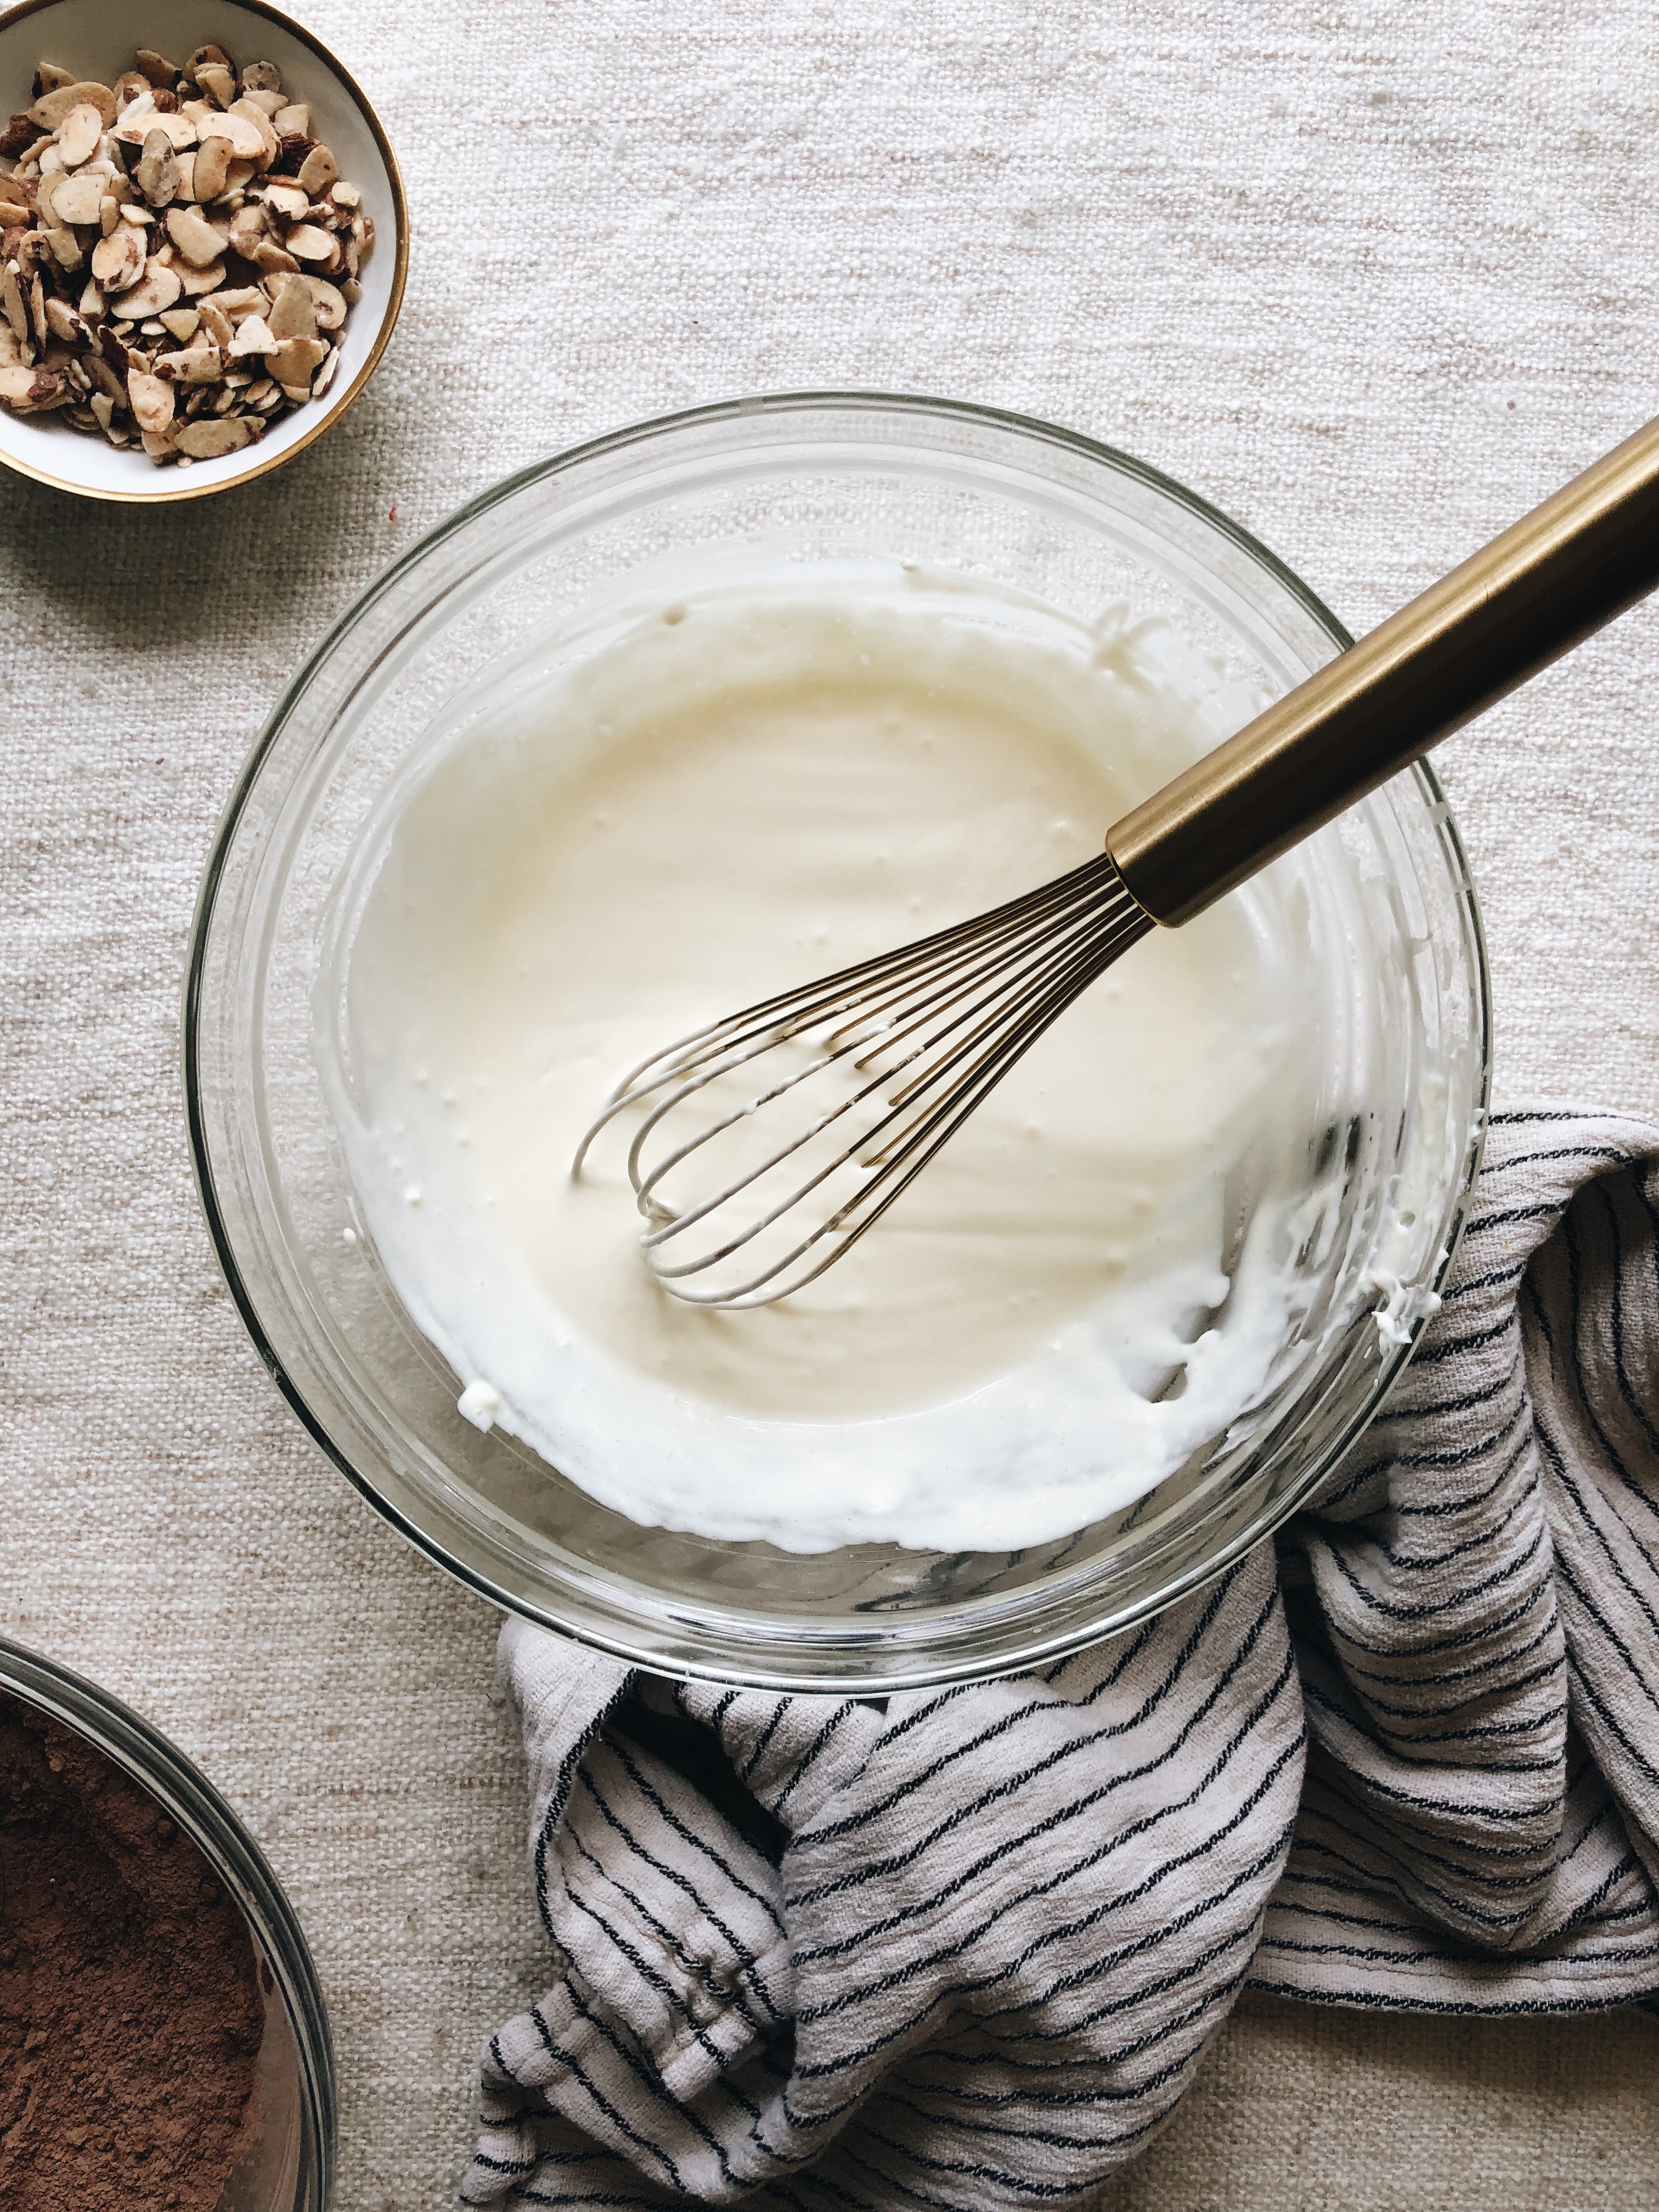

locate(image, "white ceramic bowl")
[[0, 0, 407, 501]]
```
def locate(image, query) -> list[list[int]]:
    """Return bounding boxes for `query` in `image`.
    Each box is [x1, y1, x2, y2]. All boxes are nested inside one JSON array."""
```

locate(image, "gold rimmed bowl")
[[0, 0, 407, 502]]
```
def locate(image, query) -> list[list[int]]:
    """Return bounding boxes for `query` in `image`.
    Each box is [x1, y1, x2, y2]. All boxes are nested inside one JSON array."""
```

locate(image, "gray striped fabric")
[[464, 1109, 1659, 2209]]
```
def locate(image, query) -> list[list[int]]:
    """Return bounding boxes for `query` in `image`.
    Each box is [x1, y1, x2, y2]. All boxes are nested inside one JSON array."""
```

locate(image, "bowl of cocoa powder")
[[0, 1633, 334, 2211]]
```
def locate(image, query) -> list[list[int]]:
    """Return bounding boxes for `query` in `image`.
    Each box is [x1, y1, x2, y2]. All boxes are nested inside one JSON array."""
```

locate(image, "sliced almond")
[[91, 227, 145, 292], [82, 348, 123, 400], [172, 150, 197, 202], [273, 103, 311, 137], [0, 362, 57, 407], [53, 171, 107, 225], [299, 275, 346, 330], [26, 272, 48, 345], [154, 341, 222, 383], [228, 98, 279, 168], [0, 266, 27, 339], [266, 272, 317, 341], [136, 50, 178, 87], [30, 82, 118, 132], [187, 44, 233, 75], [190, 132, 233, 202], [56, 101, 105, 168], [0, 365, 66, 410], [89, 387, 114, 431], [228, 312, 277, 356], [140, 426, 178, 462], [115, 110, 196, 152], [136, 128, 179, 207], [176, 413, 253, 457], [42, 223, 82, 272], [160, 305, 201, 341], [127, 366, 174, 432], [252, 239, 298, 275], [195, 63, 236, 110], [57, 174, 116, 228], [312, 343, 340, 398], [165, 204, 224, 266], [35, 63, 76, 94], [198, 110, 266, 161], [260, 180, 309, 222], [227, 204, 267, 259], [113, 70, 151, 110], [296, 143, 337, 198], [196, 300, 232, 346], [0, 193, 30, 224], [241, 60, 285, 94], [241, 89, 286, 119], [266, 334, 327, 382], [176, 257, 226, 298], [79, 279, 105, 320], [212, 286, 268, 319], [119, 259, 184, 319], [283, 222, 337, 265], [119, 204, 154, 225], [330, 181, 363, 211], [278, 380, 311, 404], [100, 196, 121, 235], [43, 296, 84, 344]]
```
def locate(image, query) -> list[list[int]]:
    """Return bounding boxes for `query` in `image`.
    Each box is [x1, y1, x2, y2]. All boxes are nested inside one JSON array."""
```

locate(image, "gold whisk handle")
[[1106, 411, 1659, 928]]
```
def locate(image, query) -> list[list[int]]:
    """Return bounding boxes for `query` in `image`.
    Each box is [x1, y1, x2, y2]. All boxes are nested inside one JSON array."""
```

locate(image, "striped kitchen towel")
[[464, 1108, 1659, 2210]]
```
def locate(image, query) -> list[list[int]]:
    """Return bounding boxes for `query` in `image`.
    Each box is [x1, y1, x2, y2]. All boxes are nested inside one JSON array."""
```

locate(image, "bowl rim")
[[183, 388, 1494, 1689], [0, 1627, 337, 2208], [0, 0, 409, 505]]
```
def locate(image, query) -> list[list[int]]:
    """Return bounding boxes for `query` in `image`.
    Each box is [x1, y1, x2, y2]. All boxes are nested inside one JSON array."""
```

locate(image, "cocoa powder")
[[0, 1688, 264, 2210]]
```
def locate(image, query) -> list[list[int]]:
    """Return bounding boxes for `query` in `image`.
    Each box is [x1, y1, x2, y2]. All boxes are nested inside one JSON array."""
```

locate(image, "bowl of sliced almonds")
[[0, 0, 407, 500]]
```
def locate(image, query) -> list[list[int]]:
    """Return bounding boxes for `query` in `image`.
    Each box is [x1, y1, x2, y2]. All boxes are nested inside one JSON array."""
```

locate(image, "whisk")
[[574, 414, 1659, 1308]]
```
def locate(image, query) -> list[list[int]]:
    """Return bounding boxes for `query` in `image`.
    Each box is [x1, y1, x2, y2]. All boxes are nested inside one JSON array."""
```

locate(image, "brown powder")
[[0, 1689, 264, 2211]]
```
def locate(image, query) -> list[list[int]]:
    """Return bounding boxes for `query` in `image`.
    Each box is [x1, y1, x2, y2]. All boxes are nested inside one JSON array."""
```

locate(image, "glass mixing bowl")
[[186, 392, 1490, 1691], [0, 1634, 335, 2211]]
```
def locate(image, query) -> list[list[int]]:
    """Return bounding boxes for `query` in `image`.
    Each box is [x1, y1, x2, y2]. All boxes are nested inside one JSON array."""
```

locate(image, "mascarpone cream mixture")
[[321, 569, 1362, 1552]]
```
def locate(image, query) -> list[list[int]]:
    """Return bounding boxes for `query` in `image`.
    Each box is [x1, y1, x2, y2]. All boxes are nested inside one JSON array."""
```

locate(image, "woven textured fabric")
[[4, 0, 1659, 2202], [467, 1111, 1659, 2208]]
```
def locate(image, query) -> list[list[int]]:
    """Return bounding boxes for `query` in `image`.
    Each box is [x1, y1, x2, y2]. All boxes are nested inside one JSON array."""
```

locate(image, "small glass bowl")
[[186, 392, 1491, 1691], [0, 1633, 335, 2211]]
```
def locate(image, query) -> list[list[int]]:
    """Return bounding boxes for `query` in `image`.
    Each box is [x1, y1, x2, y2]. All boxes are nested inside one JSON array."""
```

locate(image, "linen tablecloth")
[[2, 2, 1656, 2203]]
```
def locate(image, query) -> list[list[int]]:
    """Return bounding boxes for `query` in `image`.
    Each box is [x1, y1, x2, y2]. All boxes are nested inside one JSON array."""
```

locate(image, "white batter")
[[321, 571, 1348, 1552]]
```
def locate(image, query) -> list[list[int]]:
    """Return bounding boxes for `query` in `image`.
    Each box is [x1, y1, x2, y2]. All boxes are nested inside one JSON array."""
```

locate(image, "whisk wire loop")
[[573, 853, 1153, 1307]]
